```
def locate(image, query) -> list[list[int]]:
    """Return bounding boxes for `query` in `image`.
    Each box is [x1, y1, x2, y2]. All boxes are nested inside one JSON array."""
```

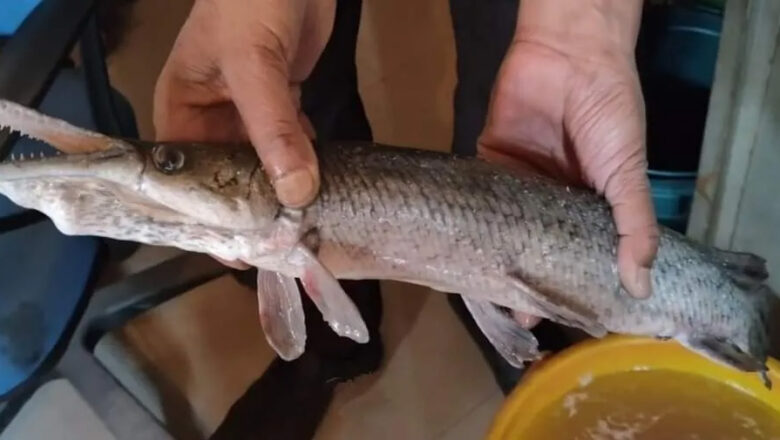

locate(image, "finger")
[[153, 49, 252, 144], [221, 41, 319, 209], [605, 165, 659, 300], [299, 111, 316, 141], [152, 13, 228, 143], [512, 310, 542, 329], [154, 95, 248, 143]]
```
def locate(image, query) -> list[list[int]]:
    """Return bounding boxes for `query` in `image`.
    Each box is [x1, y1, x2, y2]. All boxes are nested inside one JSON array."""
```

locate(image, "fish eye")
[[152, 145, 185, 174]]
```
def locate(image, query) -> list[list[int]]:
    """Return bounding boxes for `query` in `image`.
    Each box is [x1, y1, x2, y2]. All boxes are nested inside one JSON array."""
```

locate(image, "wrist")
[[515, 0, 643, 61]]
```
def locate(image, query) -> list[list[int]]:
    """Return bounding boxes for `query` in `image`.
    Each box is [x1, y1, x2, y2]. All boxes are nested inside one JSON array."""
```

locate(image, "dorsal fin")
[[708, 248, 769, 289]]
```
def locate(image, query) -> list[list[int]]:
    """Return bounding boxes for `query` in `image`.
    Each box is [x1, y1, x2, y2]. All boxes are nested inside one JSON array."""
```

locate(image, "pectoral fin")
[[462, 297, 541, 368], [508, 269, 607, 338], [290, 245, 369, 344], [256, 270, 306, 360]]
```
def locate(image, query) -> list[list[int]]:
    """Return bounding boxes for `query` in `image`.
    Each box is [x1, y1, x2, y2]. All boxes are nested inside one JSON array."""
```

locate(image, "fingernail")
[[633, 267, 653, 299], [274, 168, 316, 208]]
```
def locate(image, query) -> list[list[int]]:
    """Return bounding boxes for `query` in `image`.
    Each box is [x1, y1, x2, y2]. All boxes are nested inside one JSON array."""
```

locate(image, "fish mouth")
[[0, 99, 119, 154], [0, 144, 144, 182], [0, 143, 200, 239], [0, 97, 147, 182], [0, 98, 187, 232]]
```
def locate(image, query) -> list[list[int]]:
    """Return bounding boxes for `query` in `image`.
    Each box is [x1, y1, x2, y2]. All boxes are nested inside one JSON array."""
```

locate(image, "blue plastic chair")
[[0, 2, 228, 438], [0, 0, 104, 404], [0, 0, 42, 36]]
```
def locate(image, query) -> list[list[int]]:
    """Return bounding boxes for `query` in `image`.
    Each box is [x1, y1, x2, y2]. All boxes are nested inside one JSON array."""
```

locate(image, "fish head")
[[0, 100, 282, 251], [133, 140, 279, 229]]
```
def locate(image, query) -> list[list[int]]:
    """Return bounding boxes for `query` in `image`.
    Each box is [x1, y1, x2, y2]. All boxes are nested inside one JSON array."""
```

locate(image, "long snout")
[[0, 99, 119, 154], [0, 147, 144, 183]]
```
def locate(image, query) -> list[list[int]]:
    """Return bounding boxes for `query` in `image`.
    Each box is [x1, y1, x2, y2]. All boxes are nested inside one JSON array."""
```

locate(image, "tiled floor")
[[3, 0, 506, 439], [1, 380, 115, 440]]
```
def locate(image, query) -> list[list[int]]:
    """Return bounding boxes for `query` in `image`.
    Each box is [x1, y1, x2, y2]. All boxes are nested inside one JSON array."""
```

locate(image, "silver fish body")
[[0, 99, 774, 379], [304, 142, 775, 371]]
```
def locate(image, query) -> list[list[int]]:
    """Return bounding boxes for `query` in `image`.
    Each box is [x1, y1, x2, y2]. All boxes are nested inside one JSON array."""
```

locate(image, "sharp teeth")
[[39, 151, 44, 158], [10, 153, 15, 161]]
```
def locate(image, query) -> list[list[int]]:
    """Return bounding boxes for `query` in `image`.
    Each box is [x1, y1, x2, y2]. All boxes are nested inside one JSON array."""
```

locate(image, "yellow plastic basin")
[[487, 335, 780, 439]]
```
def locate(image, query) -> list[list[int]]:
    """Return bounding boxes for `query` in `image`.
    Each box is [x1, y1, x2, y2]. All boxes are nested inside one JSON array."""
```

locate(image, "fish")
[[0, 99, 776, 384]]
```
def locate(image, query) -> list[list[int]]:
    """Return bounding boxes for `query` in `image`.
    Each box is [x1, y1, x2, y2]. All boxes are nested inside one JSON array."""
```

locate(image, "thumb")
[[604, 161, 659, 300], [570, 70, 659, 300], [222, 46, 319, 208]]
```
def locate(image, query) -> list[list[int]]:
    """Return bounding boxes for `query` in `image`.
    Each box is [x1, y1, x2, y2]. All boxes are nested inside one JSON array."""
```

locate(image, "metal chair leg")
[[60, 252, 227, 440]]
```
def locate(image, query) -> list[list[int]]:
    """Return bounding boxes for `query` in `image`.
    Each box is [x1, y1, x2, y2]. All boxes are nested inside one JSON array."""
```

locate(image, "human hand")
[[153, 0, 336, 268], [479, 0, 658, 313]]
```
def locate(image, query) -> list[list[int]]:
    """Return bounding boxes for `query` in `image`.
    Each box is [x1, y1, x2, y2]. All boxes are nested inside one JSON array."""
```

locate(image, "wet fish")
[[0, 99, 776, 384]]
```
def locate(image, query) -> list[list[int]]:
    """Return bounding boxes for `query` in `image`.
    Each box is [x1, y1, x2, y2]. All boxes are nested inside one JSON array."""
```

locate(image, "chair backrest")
[[0, 0, 42, 36], [0, 0, 138, 399], [0, 0, 98, 161]]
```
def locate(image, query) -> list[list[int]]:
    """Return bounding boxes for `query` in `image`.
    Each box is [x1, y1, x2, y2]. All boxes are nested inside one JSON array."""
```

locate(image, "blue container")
[[648, 170, 697, 233], [637, 4, 723, 173], [637, 4, 722, 233]]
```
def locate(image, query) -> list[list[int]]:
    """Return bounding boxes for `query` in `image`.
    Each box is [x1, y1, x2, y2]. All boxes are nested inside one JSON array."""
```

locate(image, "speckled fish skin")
[[0, 97, 774, 376], [307, 143, 774, 369]]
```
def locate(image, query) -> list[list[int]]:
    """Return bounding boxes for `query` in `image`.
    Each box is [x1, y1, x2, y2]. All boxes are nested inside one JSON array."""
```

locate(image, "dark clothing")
[[449, 0, 519, 156], [213, 0, 570, 438], [298, 0, 535, 391]]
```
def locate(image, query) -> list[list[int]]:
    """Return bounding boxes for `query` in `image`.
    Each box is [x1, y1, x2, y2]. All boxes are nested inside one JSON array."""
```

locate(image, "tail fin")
[[683, 285, 776, 388], [752, 284, 780, 360]]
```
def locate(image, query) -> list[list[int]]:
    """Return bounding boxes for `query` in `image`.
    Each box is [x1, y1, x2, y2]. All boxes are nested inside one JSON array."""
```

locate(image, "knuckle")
[[251, 38, 289, 71], [261, 123, 307, 154], [224, 23, 290, 74], [602, 155, 650, 201]]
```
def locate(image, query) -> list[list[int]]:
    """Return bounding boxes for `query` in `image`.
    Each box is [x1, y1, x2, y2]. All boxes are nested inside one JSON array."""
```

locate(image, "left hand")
[[153, 0, 338, 270]]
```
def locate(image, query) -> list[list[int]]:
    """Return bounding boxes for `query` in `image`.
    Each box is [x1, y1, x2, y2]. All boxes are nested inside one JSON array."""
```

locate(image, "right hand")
[[482, 0, 657, 307], [153, 0, 336, 268]]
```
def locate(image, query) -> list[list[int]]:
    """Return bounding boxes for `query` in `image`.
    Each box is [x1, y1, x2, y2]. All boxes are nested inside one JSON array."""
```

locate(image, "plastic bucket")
[[487, 336, 780, 439]]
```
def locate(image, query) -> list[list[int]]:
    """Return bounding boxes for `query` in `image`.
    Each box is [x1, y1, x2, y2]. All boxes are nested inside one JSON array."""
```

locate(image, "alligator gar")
[[0, 99, 775, 384]]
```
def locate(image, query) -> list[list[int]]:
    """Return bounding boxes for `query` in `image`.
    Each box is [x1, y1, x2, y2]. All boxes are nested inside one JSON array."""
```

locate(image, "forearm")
[[515, 0, 643, 58]]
